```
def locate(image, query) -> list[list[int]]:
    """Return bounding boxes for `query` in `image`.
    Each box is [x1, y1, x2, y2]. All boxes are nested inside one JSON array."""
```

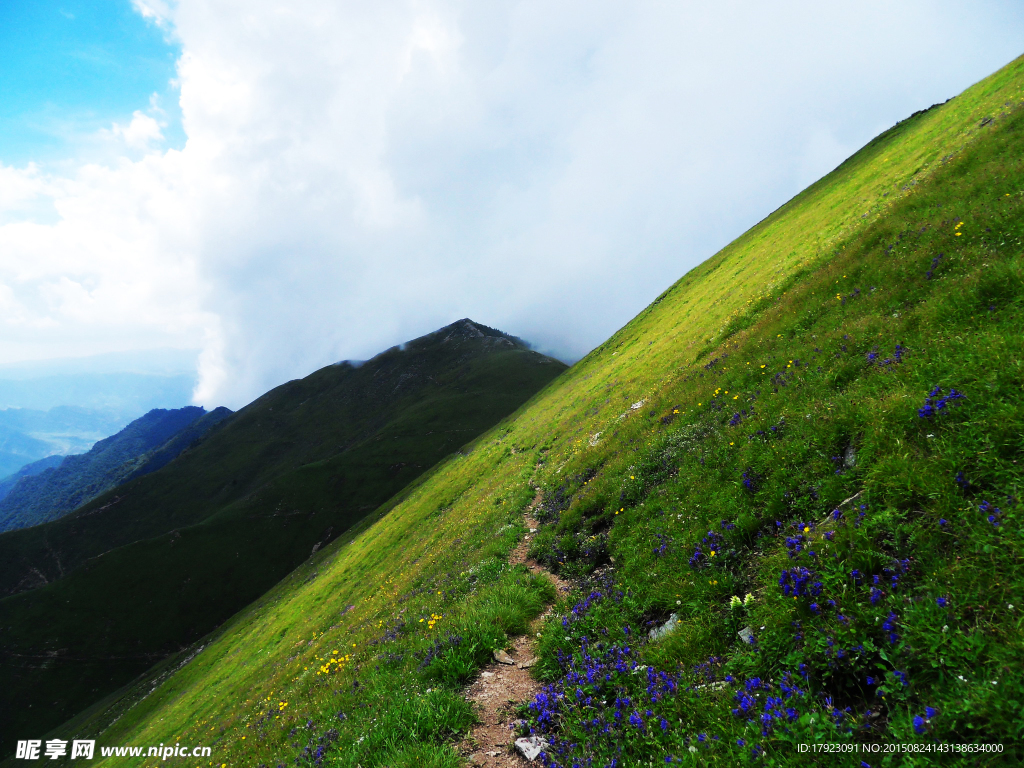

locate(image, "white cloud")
[[110, 111, 165, 150], [131, 0, 175, 31], [0, 150, 209, 363], [2, 0, 1023, 408]]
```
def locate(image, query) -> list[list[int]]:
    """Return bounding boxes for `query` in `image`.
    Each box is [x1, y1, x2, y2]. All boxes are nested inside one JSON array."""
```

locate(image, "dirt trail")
[[459, 494, 569, 767]]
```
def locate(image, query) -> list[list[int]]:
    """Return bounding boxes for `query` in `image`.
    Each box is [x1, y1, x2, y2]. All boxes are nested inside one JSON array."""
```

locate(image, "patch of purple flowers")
[[730, 672, 807, 737], [689, 530, 724, 569], [652, 533, 671, 557], [979, 500, 1002, 527], [778, 566, 822, 598], [918, 386, 965, 419], [741, 467, 761, 493], [866, 343, 908, 369], [527, 601, 691, 766], [882, 612, 900, 645]]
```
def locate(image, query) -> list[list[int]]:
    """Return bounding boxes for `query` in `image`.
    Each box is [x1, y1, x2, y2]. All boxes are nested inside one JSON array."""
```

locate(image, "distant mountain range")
[[0, 318, 566, 742], [0, 353, 200, 480], [0, 406, 130, 480], [0, 406, 233, 534], [0, 372, 196, 416]]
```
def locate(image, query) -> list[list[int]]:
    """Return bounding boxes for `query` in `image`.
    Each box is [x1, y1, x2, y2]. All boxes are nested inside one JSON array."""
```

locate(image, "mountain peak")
[[426, 318, 526, 349], [336, 320, 530, 369]]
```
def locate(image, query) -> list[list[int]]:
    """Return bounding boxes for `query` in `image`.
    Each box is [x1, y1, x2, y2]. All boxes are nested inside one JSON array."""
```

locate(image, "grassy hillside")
[[20, 55, 1024, 767], [0, 321, 565, 751]]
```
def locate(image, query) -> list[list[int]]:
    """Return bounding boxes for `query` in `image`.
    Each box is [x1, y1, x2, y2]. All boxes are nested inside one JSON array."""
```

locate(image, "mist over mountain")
[[0, 374, 196, 416]]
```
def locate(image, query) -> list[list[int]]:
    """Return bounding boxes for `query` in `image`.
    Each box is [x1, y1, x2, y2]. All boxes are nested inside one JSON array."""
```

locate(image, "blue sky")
[[0, 0, 182, 166], [0, 1, 1022, 410]]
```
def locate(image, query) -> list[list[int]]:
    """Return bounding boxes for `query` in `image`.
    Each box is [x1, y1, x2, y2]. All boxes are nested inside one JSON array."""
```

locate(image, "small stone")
[[838, 490, 863, 509], [738, 626, 755, 644], [515, 736, 550, 761], [648, 613, 679, 642], [494, 649, 515, 665], [481, 671, 494, 678], [843, 446, 856, 468], [517, 658, 537, 669], [693, 680, 727, 692]]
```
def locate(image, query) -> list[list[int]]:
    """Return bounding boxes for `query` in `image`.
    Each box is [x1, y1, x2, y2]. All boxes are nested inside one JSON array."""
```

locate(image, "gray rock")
[[517, 657, 537, 669], [494, 649, 515, 665], [694, 680, 728, 692], [839, 490, 863, 509], [515, 736, 550, 761], [738, 626, 755, 645], [648, 613, 679, 642], [843, 446, 856, 468]]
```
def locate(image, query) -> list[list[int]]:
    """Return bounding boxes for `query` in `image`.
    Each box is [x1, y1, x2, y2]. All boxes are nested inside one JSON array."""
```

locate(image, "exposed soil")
[[458, 493, 569, 767]]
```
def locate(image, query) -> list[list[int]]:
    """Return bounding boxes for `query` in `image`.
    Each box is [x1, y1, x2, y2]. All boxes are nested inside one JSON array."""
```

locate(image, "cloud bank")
[[2, 0, 1022, 408]]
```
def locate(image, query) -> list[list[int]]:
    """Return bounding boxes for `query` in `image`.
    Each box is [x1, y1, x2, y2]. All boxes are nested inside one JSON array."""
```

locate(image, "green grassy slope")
[[25, 55, 1024, 768], [0, 320, 566, 752]]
